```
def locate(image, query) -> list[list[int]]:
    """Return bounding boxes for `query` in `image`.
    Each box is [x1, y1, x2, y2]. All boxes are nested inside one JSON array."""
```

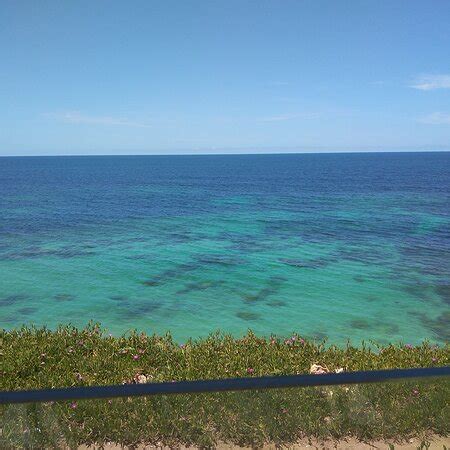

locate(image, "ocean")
[[0, 152, 449, 344]]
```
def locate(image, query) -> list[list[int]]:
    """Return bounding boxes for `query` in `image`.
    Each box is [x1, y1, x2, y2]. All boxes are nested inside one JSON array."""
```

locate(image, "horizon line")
[[1, 149, 450, 158]]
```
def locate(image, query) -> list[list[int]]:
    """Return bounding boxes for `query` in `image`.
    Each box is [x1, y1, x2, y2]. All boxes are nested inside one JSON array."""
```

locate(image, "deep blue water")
[[0, 152, 449, 343]]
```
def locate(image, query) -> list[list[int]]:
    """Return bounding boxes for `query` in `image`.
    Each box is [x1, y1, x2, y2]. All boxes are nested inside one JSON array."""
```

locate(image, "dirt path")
[[79, 436, 450, 449]]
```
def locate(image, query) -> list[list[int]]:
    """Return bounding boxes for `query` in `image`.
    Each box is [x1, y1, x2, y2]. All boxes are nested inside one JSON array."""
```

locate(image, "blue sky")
[[1, 0, 450, 156]]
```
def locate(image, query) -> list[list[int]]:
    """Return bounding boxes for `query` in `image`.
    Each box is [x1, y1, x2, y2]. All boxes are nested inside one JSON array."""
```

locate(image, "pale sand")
[[78, 436, 450, 449]]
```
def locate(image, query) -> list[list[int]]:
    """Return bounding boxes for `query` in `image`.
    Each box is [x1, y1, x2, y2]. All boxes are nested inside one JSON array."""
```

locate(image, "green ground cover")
[[1, 324, 449, 448]]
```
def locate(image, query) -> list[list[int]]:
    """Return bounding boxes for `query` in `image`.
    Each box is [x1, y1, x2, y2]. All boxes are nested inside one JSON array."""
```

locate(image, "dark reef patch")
[[142, 262, 200, 287], [242, 276, 286, 303], [55, 248, 97, 258], [1, 314, 16, 324], [168, 231, 193, 244], [118, 299, 162, 320], [399, 243, 450, 277], [54, 294, 75, 302], [435, 284, 450, 305], [142, 280, 160, 286], [236, 311, 260, 321], [1, 294, 28, 307], [81, 244, 97, 249], [228, 241, 268, 252], [400, 244, 449, 259], [338, 247, 387, 265], [278, 257, 334, 269], [402, 283, 430, 300], [278, 258, 308, 268], [261, 219, 305, 238], [222, 233, 271, 253], [418, 264, 449, 277], [17, 306, 37, 315], [310, 332, 328, 341], [350, 317, 399, 336], [2, 245, 96, 260], [267, 299, 287, 307], [125, 254, 152, 261], [417, 311, 450, 341], [382, 323, 400, 334], [350, 319, 371, 330], [195, 254, 244, 267], [353, 275, 366, 283], [109, 295, 128, 302], [123, 236, 148, 244]]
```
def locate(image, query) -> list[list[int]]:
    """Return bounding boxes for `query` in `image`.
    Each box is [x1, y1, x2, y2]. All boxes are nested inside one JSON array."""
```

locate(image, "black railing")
[[1, 366, 449, 405]]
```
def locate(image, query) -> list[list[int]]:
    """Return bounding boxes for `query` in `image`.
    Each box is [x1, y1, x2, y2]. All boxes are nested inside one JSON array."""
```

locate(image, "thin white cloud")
[[410, 74, 450, 91], [48, 111, 152, 128], [418, 112, 450, 125]]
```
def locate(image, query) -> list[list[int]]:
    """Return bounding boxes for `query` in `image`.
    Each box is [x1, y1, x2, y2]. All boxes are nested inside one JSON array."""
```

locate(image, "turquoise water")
[[0, 153, 449, 344]]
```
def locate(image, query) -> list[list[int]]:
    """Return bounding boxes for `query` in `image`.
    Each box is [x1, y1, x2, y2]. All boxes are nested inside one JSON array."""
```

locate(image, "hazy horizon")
[[1, 147, 450, 158]]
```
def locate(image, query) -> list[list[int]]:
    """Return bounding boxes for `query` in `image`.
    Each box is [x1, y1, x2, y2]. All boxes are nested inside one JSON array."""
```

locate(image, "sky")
[[1, 0, 450, 156]]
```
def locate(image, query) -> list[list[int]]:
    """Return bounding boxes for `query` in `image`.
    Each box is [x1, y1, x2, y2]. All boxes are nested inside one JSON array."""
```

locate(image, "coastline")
[[3, 324, 448, 391]]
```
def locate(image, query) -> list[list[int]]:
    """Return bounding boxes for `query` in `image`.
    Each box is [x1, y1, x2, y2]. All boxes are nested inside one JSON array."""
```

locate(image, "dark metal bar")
[[1, 366, 449, 405]]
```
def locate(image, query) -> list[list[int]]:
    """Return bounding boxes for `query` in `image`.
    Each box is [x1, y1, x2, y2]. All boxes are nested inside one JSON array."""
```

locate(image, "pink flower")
[[405, 344, 413, 349], [281, 408, 288, 414], [247, 368, 254, 374], [412, 389, 419, 397], [70, 401, 77, 409], [432, 357, 438, 363], [133, 354, 140, 360]]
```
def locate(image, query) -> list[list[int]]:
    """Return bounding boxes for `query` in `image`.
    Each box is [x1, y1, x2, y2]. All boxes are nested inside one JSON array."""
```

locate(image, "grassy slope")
[[1, 324, 449, 448]]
